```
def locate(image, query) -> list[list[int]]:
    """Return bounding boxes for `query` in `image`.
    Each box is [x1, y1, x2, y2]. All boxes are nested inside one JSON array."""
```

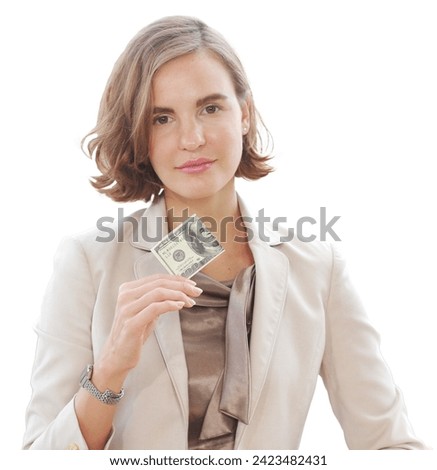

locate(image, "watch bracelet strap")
[[81, 378, 124, 405]]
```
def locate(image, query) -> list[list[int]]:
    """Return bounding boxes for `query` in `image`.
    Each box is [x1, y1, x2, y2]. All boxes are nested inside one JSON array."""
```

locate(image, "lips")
[[176, 158, 216, 174]]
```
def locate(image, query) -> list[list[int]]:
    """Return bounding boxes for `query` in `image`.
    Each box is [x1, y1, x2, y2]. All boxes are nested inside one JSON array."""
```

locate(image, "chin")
[[162, 173, 237, 202]]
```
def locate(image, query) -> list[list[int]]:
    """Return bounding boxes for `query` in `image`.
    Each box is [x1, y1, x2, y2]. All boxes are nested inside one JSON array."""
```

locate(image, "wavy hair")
[[83, 16, 274, 202]]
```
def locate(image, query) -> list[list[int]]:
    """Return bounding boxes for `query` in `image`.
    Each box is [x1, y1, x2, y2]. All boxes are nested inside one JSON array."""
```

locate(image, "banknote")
[[151, 215, 224, 278]]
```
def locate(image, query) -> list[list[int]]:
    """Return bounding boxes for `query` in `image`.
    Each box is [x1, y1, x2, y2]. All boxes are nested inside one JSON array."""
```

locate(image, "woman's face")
[[148, 50, 250, 203]]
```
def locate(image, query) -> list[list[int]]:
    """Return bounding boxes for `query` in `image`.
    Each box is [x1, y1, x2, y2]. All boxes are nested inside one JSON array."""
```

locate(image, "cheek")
[[227, 130, 245, 163], [147, 134, 157, 163], [148, 134, 169, 169], [208, 123, 243, 152]]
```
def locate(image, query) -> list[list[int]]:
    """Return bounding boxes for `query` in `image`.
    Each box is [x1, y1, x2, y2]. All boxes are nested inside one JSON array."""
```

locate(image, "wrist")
[[80, 364, 125, 405], [91, 360, 128, 394]]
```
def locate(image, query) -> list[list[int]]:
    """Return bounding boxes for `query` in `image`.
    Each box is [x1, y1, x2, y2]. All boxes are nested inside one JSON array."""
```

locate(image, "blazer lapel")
[[132, 197, 189, 424], [235, 198, 289, 446], [248, 241, 289, 411]]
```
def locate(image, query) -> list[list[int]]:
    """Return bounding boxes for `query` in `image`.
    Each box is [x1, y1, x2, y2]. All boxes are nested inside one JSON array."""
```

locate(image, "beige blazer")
[[23, 196, 425, 449]]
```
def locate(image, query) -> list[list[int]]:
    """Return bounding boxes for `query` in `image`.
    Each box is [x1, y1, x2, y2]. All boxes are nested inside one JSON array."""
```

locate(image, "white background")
[[1, 0, 436, 455]]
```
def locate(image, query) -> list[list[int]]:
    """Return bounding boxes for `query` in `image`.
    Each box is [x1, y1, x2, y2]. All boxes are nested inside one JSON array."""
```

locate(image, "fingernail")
[[192, 286, 203, 295], [187, 298, 196, 307]]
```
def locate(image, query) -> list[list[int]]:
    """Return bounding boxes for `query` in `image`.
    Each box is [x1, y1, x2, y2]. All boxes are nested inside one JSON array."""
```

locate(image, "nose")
[[178, 118, 206, 151]]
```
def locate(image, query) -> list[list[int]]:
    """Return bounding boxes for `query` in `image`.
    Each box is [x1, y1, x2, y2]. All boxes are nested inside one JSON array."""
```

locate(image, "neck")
[[163, 185, 242, 243]]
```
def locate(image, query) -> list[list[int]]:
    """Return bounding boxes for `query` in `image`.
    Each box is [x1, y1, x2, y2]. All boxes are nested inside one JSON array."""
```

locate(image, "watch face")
[[80, 364, 93, 384], [86, 364, 94, 379]]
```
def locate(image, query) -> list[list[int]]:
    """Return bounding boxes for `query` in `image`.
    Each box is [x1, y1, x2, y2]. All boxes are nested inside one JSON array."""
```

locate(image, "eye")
[[203, 104, 220, 114], [153, 115, 171, 125]]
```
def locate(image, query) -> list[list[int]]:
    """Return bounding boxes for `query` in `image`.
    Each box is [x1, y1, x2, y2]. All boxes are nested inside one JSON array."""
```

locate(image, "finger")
[[129, 300, 185, 332], [120, 273, 197, 292], [131, 287, 198, 315], [119, 277, 201, 300], [120, 278, 203, 304], [118, 286, 201, 318]]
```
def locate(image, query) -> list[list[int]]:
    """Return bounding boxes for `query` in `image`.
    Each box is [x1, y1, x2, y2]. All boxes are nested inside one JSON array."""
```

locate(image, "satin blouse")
[[179, 265, 256, 450]]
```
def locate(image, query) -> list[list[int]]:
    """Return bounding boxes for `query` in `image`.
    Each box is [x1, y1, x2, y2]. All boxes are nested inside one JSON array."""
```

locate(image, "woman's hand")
[[93, 274, 202, 389], [75, 273, 201, 449]]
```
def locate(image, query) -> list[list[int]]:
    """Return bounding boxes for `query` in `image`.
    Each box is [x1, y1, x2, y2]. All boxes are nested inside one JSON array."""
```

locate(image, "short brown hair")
[[83, 16, 274, 203]]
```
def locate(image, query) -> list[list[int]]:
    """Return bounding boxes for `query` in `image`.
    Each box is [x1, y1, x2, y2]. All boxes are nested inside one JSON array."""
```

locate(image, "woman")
[[23, 15, 425, 450]]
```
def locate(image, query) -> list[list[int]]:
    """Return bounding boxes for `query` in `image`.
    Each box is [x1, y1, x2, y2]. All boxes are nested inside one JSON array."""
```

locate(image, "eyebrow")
[[152, 93, 229, 114]]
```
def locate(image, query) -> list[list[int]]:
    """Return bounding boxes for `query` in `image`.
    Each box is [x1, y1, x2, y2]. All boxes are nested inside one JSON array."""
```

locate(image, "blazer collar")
[[130, 196, 168, 252], [132, 194, 289, 443]]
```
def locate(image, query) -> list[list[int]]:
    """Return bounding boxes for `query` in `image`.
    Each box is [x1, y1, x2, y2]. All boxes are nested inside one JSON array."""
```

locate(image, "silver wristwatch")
[[80, 364, 124, 405]]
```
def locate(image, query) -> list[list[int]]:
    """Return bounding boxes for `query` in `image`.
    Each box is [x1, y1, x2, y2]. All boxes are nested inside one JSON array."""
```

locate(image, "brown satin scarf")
[[179, 264, 255, 450]]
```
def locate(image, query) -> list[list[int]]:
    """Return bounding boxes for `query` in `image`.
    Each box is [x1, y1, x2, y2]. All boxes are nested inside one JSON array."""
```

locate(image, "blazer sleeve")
[[320, 244, 427, 449], [23, 236, 113, 450]]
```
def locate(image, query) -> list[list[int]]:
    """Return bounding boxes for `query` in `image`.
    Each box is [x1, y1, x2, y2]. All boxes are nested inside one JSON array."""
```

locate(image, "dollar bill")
[[151, 214, 224, 278]]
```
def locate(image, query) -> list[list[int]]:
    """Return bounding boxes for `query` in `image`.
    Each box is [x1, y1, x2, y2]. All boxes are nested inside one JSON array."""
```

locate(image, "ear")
[[240, 98, 251, 135]]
